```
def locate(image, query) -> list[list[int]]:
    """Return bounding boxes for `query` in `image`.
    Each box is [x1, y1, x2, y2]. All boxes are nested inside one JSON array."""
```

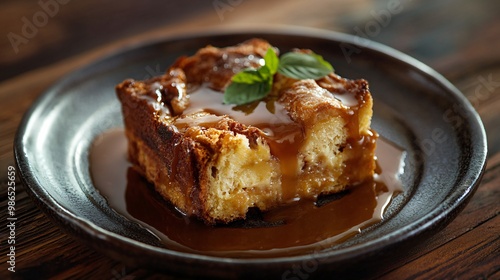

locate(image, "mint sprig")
[[278, 52, 333, 80], [223, 49, 277, 105], [223, 48, 333, 105]]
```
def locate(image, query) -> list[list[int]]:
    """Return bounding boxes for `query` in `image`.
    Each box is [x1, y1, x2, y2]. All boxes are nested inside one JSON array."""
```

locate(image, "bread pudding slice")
[[116, 39, 377, 225]]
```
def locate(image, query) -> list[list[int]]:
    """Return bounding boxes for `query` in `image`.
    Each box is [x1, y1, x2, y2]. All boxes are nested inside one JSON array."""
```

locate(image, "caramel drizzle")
[[90, 129, 404, 257], [182, 86, 306, 200]]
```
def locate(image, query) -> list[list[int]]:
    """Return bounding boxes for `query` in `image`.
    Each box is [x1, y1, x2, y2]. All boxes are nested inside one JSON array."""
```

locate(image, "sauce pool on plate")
[[89, 129, 404, 258]]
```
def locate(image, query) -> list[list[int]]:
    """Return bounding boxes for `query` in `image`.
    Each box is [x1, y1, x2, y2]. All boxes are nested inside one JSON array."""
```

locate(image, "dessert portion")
[[116, 39, 377, 225]]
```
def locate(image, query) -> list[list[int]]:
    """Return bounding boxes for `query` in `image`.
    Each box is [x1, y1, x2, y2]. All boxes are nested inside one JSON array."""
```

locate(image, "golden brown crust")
[[117, 81, 201, 215], [172, 38, 272, 91], [116, 39, 377, 224]]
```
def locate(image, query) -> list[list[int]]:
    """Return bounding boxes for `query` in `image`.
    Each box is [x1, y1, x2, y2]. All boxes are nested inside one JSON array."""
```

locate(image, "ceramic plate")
[[15, 28, 487, 279]]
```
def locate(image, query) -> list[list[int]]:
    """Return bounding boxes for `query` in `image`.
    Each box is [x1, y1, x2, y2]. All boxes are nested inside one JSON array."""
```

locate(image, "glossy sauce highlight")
[[90, 129, 404, 257]]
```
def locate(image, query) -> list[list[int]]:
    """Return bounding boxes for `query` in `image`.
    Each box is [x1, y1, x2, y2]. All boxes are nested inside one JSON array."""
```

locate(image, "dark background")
[[0, 0, 499, 279], [1, 0, 499, 81]]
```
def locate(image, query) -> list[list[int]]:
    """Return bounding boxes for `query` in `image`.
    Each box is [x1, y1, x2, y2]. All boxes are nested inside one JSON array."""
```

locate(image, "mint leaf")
[[231, 68, 268, 84], [223, 48, 334, 105], [263, 48, 279, 75], [230, 48, 278, 85], [223, 49, 277, 105], [278, 52, 333, 80], [223, 79, 271, 105], [224, 65, 271, 105]]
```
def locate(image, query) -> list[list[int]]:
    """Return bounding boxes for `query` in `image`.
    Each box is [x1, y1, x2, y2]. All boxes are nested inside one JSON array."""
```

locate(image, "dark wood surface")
[[1, 0, 499, 279]]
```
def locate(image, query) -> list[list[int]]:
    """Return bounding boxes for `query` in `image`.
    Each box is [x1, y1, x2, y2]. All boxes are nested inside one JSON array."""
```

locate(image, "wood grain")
[[0, 0, 214, 81], [0, 0, 499, 279]]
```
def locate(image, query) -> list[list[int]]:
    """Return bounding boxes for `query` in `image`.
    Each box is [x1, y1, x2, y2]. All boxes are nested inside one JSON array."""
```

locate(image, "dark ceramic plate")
[[15, 28, 486, 279]]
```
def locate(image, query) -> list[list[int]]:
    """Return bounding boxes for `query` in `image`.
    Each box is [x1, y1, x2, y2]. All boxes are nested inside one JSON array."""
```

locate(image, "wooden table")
[[1, 0, 499, 279]]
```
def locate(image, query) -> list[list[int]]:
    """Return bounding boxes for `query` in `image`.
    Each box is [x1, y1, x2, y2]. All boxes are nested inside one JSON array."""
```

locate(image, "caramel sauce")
[[182, 87, 306, 201], [183, 86, 303, 144], [90, 129, 404, 258]]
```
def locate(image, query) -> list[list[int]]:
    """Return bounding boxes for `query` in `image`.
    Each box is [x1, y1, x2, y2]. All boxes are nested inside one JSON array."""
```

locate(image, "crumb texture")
[[116, 39, 377, 224]]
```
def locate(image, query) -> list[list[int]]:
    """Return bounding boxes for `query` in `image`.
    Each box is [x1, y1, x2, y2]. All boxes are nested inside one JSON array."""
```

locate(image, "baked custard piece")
[[116, 39, 377, 225]]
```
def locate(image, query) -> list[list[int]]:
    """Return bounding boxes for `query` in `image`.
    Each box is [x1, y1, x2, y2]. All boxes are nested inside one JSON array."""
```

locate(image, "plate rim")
[[14, 26, 488, 268]]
